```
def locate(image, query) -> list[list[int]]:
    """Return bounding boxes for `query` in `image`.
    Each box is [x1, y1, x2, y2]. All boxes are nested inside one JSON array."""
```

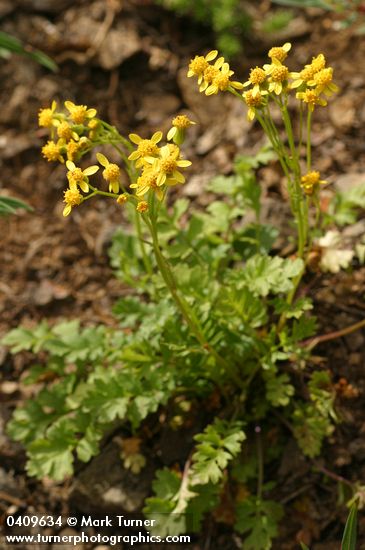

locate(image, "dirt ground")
[[1, 0, 365, 548]]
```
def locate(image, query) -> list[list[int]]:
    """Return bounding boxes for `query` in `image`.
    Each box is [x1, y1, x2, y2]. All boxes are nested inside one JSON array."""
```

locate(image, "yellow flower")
[[42, 140, 63, 163], [296, 89, 327, 112], [63, 188, 82, 217], [64, 101, 97, 124], [65, 137, 89, 161], [268, 43, 291, 63], [291, 54, 326, 89], [307, 67, 339, 96], [301, 171, 327, 195], [263, 59, 291, 95], [199, 58, 224, 92], [66, 160, 99, 193], [136, 200, 148, 213], [187, 50, 218, 84], [117, 194, 128, 205], [38, 100, 57, 128], [96, 153, 121, 193], [145, 144, 192, 187], [205, 62, 243, 95], [128, 131, 162, 167], [243, 67, 267, 96], [243, 90, 268, 121], [167, 115, 196, 145], [55, 120, 79, 141], [130, 168, 164, 201]]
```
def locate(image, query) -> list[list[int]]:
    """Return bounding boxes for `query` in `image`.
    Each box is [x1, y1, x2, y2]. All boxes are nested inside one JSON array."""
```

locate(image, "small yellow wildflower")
[[187, 50, 218, 84], [63, 187, 82, 217], [66, 160, 99, 193], [243, 90, 268, 121], [243, 67, 267, 96], [145, 144, 192, 187], [96, 153, 121, 193], [128, 131, 162, 167], [88, 119, 100, 139], [167, 114, 196, 145], [199, 57, 224, 92], [205, 62, 243, 96], [42, 140, 63, 163], [130, 169, 164, 201], [117, 194, 128, 205], [308, 67, 339, 96], [136, 200, 149, 213], [64, 101, 97, 124], [268, 43, 291, 63], [38, 100, 57, 128], [296, 89, 327, 111], [264, 58, 291, 95], [301, 171, 327, 195], [55, 120, 79, 141], [291, 54, 327, 89]]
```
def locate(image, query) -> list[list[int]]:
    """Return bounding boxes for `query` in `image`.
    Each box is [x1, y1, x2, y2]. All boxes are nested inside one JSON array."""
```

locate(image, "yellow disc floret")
[[63, 188, 82, 217], [301, 171, 327, 195], [57, 121, 74, 141], [64, 101, 97, 124], [296, 89, 327, 111], [128, 131, 163, 167], [268, 43, 291, 62], [38, 100, 57, 128], [42, 140, 63, 163], [136, 201, 149, 213]]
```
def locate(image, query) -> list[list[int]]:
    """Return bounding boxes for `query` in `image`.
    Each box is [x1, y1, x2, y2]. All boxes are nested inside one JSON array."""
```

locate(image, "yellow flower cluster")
[[39, 100, 99, 164], [301, 171, 327, 196], [187, 50, 243, 96], [189, 43, 338, 121], [128, 128, 192, 208]]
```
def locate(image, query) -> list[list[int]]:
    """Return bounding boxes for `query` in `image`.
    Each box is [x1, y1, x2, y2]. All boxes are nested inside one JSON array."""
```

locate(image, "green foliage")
[[326, 182, 365, 226], [235, 497, 284, 550], [2, 147, 338, 549], [0, 195, 33, 216], [156, 0, 252, 57], [0, 31, 57, 71], [191, 419, 246, 484], [293, 371, 336, 457]]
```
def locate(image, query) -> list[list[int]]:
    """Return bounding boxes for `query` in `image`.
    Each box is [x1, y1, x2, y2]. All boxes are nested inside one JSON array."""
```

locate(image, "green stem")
[[307, 109, 312, 171], [135, 208, 153, 276], [144, 214, 243, 387], [256, 426, 264, 500]]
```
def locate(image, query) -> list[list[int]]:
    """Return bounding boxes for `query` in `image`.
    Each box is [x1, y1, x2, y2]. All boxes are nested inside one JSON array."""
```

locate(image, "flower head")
[[66, 160, 99, 193], [145, 144, 192, 187], [243, 66, 267, 96], [117, 194, 128, 205], [130, 168, 164, 201], [264, 59, 291, 95], [38, 101, 57, 128], [187, 50, 218, 84], [96, 153, 121, 193], [63, 188, 82, 217], [268, 43, 291, 63], [64, 101, 97, 124], [55, 120, 79, 142], [136, 200, 148, 213], [205, 61, 243, 96], [301, 171, 327, 195], [42, 140, 63, 163], [296, 89, 327, 112], [291, 54, 326, 89], [243, 89, 268, 121], [308, 67, 339, 96], [167, 115, 196, 145], [128, 131, 162, 167]]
